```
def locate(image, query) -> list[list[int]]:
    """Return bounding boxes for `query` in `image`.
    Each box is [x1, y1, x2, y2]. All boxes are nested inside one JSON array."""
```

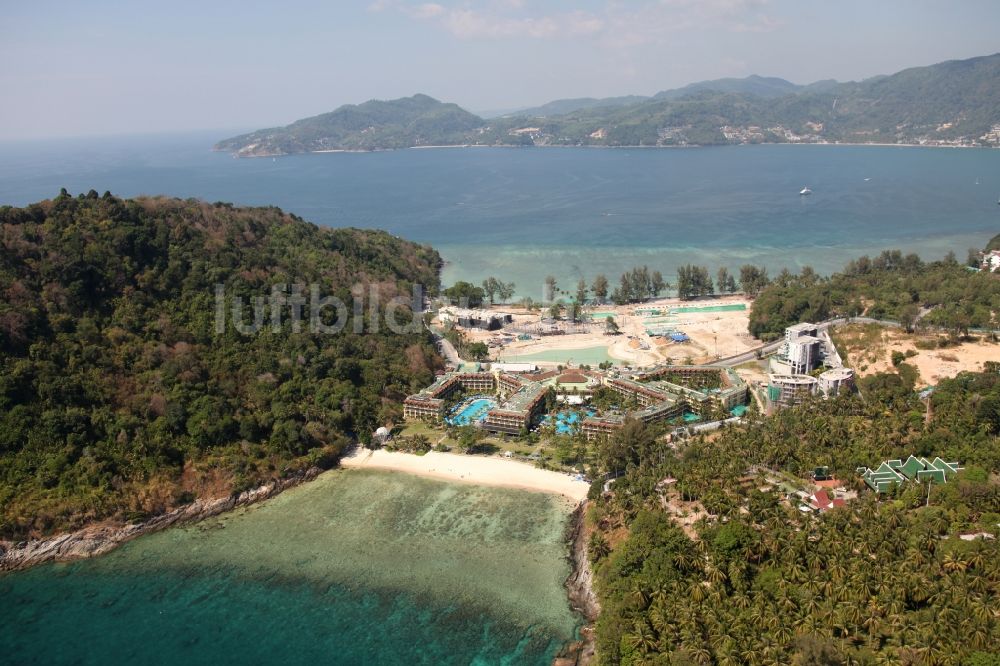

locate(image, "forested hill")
[[214, 94, 490, 156], [217, 53, 1000, 154], [499, 52, 1000, 147], [747, 248, 1000, 341], [0, 191, 443, 538]]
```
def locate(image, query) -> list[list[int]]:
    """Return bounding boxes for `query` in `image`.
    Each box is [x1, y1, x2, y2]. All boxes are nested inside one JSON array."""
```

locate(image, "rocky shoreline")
[[556, 500, 600, 666], [0, 467, 322, 572]]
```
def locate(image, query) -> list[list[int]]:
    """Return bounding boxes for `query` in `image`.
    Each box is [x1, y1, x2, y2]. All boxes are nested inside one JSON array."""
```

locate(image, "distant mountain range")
[[216, 53, 1000, 156]]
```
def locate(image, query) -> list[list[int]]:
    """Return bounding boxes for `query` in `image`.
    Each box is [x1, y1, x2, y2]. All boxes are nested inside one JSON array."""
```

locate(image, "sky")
[[2, 0, 999, 139]]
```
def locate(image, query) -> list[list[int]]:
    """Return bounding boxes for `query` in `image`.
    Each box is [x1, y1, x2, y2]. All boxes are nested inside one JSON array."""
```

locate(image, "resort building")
[[439, 307, 513, 331], [581, 416, 625, 440], [482, 381, 547, 434], [581, 365, 749, 440], [766, 322, 854, 411], [404, 363, 750, 441], [857, 456, 962, 493], [403, 371, 498, 421], [403, 368, 548, 435], [818, 368, 855, 397], [980, 250, 1000, 273], [402, 394, 447, 421], [802, 489, 846, 513], [770, 322, 847, 376], [488, 362, 538, 373], [767, 373, 819, 410]]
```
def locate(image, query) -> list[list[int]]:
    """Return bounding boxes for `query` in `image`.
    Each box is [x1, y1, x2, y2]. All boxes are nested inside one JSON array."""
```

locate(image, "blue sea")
[[0, 470, 581, 665], [1, 132, 998, 300], [1, 134, 998, 663]]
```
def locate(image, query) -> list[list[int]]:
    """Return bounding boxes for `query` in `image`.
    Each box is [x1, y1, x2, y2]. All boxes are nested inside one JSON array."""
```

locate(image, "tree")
[[567, 301, 582, 322], [592, 274, 609, 303], [651, 271, 667, 297], [739, 265, 770, 297], [481, 277, 500, 304], [898, 303, 920, 333], [605, 316, 620, 335], [497, 281, 516, 303], [549, 301, 564, 320], [544, 275, 558, 302], [466, 341, 489, 360], [717, 267, 731, 294], [676, 265, 714, 300], [575, 279, 588, 306], [442, 281, 485, 308]]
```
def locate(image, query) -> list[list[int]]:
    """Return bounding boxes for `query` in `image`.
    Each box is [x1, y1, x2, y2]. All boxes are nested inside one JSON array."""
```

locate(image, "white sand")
[[340, 449, 589, 501]]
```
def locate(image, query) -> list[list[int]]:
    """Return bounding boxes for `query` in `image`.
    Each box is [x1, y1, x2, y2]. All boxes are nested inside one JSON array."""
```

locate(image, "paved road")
[[708, 317, 900, 367], [426, 324, 463, 365]]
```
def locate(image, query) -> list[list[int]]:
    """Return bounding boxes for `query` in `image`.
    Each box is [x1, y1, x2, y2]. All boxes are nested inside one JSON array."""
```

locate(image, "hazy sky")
[[2, 0, 998, 139]]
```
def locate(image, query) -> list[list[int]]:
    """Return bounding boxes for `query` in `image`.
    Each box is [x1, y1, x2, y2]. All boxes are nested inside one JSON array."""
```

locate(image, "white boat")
[[799, 186, 812, 196]]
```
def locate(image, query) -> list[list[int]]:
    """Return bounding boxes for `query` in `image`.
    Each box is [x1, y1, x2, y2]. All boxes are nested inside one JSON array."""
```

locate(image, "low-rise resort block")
[[857, 456, 962, 493], [404, 363, 748, 440]]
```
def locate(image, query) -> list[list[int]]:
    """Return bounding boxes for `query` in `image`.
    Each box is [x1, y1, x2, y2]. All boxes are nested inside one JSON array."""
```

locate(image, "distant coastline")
[[216, 141, 998, 158]]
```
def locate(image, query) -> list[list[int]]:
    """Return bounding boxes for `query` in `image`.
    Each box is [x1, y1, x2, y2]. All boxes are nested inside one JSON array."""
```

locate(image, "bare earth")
[[836, 324, 1000, 385], [340, 449, 590, 501], [456, 295, 757, 368]]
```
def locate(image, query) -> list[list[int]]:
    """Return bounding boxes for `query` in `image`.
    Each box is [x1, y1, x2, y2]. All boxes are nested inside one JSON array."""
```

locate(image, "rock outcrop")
[[0, 467, 322, 571], [558, 501, 600, 665]]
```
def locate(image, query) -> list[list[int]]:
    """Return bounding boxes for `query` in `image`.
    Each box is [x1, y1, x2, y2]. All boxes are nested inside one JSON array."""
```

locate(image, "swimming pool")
[[543, 410, 597, 434], [671, 304, 747, 314], [447, 398, 497, 426]]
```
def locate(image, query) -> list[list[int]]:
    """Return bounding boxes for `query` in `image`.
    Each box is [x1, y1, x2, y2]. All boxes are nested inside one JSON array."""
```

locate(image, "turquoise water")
[[447, 397, 496, 425], [543, 410, 597, 434], [0, 469, 580, 665], [509, 346, 616, 366], [0, 135, 998, 299]]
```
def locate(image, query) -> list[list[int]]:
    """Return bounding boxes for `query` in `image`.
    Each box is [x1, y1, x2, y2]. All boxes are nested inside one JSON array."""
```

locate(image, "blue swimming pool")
[[447, 398, 497, 426], [543, 410, 597, 434]]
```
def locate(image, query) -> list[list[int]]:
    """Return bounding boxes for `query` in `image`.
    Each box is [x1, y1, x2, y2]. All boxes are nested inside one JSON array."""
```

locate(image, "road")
[[708, 317, 903, 367], [426, 324, 463, 365]]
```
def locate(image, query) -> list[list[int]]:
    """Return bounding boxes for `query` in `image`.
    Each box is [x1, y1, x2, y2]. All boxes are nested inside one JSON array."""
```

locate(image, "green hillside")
[[0, 191, 443, 537], [495, 53, 1000, 147], [215, 94, 491, 156]]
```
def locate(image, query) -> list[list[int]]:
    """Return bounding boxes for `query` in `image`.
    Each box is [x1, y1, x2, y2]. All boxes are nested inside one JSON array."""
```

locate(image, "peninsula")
[[216, 52, 1000, 155]]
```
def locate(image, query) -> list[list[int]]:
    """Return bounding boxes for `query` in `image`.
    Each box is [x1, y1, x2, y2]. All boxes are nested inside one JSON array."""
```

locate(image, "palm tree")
[[628, 620, 658, 654], [941, 551, 967, 574]]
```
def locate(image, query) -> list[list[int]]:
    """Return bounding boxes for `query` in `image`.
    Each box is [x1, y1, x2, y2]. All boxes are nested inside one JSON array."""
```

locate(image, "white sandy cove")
[[340, 449, 589, 501]]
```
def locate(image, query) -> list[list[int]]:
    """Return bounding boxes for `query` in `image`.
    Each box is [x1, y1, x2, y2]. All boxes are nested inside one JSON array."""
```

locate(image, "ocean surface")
[[0, 469, 580, 665], [1, 132, 998, 299]]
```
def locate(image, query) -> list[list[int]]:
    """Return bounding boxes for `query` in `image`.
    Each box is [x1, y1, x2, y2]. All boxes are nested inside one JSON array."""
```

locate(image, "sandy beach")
[[340, 449, 590, 501]]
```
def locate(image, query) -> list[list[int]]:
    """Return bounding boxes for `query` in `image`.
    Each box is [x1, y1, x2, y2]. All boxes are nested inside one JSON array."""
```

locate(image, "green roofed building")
[[857, 456, 962, 493]]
